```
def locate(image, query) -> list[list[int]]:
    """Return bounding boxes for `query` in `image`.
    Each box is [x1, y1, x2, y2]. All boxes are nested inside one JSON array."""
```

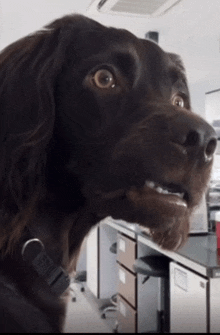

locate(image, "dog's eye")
[[93, 69, 115, 89], [171, 95, 184, 108]]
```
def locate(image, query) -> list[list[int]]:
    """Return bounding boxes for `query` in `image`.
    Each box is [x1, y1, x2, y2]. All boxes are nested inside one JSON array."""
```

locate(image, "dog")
[[0, 14, 217, 332]]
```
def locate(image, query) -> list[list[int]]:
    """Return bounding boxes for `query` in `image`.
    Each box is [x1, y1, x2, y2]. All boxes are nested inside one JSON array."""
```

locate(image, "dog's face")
[[50, 16, 216, 250]]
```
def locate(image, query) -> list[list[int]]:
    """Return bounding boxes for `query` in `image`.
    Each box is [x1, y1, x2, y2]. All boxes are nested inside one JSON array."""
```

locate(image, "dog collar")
[[21, 238, 70, 296]]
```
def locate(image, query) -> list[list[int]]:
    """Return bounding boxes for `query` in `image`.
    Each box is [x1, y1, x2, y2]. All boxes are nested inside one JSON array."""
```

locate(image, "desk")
[[100, 216, 220, 333]]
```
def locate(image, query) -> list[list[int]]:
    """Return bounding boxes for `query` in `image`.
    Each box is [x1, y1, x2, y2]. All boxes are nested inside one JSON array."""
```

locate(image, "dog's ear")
[[168, 52, 186, 73], [167, 52, 190, 106], [0, 14, 90, 255]]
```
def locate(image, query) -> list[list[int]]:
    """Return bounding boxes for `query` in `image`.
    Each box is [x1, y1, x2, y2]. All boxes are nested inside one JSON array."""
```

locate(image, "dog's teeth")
[[145, 180, 185, 199], [155, 186, 163, 193], [162, 189, 169, 194], [145, 181, 155, 189], [174, 192, 184, 199]]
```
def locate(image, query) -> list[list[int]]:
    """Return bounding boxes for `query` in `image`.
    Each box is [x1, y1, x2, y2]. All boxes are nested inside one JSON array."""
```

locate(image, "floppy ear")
[[168, 52, 190, 104], [168, 52, 186, 73], [0, 15, 84, 255]]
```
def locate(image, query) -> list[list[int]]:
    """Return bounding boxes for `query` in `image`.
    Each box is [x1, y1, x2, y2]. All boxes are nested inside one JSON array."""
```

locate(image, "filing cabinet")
[[117, 233, 137, 272], [117, 295, 137, 333], [118, 264, 136, 307], [170, 262, 208, 333], [117, 232, 137, 333]]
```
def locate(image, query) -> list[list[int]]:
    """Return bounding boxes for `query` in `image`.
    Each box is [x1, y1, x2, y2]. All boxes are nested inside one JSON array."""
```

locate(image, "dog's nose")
[[170, 114, 217, 162]]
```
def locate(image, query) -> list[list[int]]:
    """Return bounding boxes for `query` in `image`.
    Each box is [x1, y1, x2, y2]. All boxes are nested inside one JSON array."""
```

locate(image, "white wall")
[[0, 0, 89, 49]]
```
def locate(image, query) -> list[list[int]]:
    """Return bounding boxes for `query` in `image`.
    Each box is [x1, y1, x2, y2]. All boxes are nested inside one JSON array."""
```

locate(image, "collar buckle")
[[22, 238, 70, 296]]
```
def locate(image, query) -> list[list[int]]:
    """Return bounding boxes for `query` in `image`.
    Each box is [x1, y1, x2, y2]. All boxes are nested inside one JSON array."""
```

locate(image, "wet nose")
[[170, 114, 217, 163]]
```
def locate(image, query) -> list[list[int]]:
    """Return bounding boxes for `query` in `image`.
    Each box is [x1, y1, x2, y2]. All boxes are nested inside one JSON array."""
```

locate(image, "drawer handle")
[[119, 300, 126, 317], [119, 238, 126, 252], [119, 268, 126, 284]]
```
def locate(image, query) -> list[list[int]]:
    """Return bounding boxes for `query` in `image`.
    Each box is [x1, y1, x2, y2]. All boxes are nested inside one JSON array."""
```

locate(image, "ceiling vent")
[[87, 0, 182, 18]]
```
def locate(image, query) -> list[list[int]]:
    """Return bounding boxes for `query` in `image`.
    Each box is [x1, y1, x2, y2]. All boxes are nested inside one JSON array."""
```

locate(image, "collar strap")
[[22, 238, 70, 296]]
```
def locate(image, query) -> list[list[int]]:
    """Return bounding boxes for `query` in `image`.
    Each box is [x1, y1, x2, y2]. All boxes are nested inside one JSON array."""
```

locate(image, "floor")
[[64, 282, 117, 333]]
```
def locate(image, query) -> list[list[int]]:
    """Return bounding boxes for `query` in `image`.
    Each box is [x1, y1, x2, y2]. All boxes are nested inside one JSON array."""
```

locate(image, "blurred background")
[[1, 0, 220, 117]]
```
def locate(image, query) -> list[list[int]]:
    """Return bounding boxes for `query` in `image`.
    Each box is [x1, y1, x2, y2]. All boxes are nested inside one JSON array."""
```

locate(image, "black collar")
[[21, 237, 70, 296]]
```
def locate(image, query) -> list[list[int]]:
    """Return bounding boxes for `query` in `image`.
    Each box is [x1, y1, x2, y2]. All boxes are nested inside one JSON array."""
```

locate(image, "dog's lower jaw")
[[126, 185, 192, 250], [148, 210, 190, 250], [89, 184, 193, 251]]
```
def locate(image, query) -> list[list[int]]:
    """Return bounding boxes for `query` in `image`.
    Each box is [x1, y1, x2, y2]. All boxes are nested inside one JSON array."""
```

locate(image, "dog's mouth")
[[92, 178, 192, 251], [95, 178, 190, 222], [127, 180, 189, 213], [97, 180, 188, 202], [126, 179, 189, 228], [144, 180, 188, 204]]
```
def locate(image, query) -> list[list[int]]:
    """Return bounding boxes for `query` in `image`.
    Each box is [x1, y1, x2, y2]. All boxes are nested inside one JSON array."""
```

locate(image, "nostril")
[[183, 130, 200, 147], [170, 113, 217, 162], [172, 127, 217, 162], [205, 137, 217, 160]]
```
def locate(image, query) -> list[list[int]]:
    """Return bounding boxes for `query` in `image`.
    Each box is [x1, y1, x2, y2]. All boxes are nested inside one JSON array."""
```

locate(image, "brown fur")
[[0, 14, 216, 332]]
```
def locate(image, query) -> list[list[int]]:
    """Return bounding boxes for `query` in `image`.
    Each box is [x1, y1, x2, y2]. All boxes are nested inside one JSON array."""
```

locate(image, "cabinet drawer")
[[117, 233, 136, 272], [118, 264, 137, 308], [117, 294, 137, 333]]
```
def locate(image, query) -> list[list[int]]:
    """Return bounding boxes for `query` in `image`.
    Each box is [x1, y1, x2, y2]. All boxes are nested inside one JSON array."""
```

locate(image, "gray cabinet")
[[117, 232, 137, 333], [87, 223, 118, 298], [170, 262, 208, 333]]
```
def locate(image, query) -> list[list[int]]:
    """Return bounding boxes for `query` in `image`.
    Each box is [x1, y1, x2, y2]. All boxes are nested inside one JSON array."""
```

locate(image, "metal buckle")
[[22, 238, 70, 296]]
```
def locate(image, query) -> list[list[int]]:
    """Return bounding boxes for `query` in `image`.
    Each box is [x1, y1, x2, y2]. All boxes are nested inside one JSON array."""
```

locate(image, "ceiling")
[[0, 0, 220, 114], [86, 0, 220, 86]]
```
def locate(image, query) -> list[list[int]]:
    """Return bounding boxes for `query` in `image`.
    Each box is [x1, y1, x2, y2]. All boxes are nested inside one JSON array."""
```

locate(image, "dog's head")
[[0, 14, 217, 254]]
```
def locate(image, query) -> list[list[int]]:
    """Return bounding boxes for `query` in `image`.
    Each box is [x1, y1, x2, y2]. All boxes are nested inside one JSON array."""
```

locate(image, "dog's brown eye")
[[171, 95, 184, 108], [93, 69, 115, 89]]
